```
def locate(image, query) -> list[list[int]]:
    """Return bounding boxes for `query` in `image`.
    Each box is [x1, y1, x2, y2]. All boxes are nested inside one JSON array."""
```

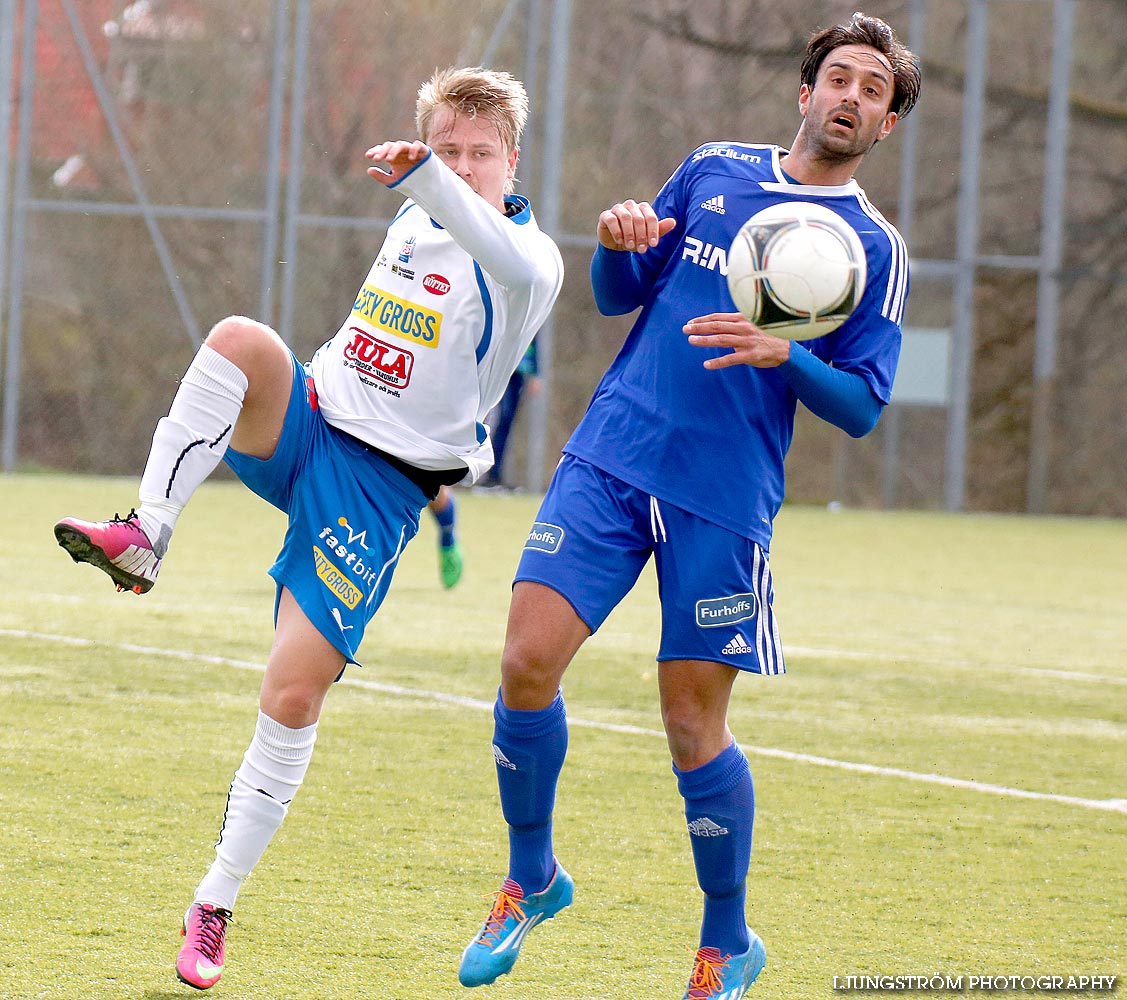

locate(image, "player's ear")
[[508, 145, 519, 179], [798, 83, 813, 117], [875, 110, 898, 142]]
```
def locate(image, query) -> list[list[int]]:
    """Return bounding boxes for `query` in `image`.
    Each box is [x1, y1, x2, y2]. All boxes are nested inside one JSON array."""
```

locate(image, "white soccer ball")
[[726, 201, 867, 340]]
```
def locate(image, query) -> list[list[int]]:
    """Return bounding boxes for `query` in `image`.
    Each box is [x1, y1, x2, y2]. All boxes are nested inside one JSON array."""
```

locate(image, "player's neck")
[[779, 138, 862, 187]]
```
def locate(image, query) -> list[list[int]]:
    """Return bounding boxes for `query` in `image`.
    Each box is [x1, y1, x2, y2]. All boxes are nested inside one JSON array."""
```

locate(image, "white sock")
[[137, 345, 248, 556], [194, 711, 318, 911]]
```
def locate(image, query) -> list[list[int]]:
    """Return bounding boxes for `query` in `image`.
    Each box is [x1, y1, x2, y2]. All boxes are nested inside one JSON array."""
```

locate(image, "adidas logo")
[[721, 632, 753, 655], [492, 744, 517, 770], [701, 194, 726, 214], [687, 817, 729, 838]]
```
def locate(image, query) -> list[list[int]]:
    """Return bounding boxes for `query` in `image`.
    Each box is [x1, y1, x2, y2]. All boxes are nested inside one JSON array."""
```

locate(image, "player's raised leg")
[[54, 317, 291, 593], [459, 582, 588, 987]]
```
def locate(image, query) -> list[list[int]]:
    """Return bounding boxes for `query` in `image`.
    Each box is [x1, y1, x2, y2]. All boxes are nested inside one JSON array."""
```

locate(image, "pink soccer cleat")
[[54, 509, 161, 594], [176, 903, 231, 990]]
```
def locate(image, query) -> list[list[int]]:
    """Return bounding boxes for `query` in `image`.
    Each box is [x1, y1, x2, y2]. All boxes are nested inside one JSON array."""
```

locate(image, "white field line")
[[5, 628, 1127, 816], [787, 645, 1127, 685]]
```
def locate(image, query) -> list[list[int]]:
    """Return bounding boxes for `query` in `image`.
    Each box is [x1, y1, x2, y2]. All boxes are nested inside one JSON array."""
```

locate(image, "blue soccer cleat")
[[682, 931, 767, 999], [459, 862, 574, 987]]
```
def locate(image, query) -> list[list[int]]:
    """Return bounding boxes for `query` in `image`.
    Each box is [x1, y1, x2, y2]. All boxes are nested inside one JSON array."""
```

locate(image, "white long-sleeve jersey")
[[309, 153, 563, 485]]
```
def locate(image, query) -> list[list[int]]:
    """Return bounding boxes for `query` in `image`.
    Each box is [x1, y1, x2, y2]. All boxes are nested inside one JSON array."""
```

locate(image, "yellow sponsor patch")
[[313, 545, 362, 609], [351, 284, 441, 348]]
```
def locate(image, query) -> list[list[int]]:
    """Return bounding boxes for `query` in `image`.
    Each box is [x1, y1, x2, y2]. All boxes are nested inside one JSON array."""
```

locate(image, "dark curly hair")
[[800, 12, 922, 118]]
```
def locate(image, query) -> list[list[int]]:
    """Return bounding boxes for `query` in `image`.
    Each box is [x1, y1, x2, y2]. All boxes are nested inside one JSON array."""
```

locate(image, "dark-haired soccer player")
[[460, 13, 921, 998]]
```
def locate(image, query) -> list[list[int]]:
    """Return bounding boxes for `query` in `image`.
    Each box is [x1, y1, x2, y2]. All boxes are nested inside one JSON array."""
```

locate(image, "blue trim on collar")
[[505, 194, 532, 224]]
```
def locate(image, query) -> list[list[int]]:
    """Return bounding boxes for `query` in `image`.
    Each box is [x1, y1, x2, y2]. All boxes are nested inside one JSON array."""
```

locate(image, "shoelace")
[[478, 890, 526, 946], [190, 907, 231, 961], [686, 948, 730, 998], [111, 508, 141, 526]]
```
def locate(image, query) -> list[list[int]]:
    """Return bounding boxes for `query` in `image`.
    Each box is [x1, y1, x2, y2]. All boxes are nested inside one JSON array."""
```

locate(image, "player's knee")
[[499, 643, 561, 708], [259, 684, 323, 730], [205, 315, 280, 363], [662, 707, 726, 770]]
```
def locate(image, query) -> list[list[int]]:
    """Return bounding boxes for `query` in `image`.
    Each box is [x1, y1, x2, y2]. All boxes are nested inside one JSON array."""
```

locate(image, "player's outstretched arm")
[[366, 141, 430, 186], [380, 143, 560, 295]]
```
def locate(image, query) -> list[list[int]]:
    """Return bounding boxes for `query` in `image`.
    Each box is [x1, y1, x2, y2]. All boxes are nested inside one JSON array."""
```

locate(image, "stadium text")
[[831, 974, 1117, 992], [691, 146, 762, 164]]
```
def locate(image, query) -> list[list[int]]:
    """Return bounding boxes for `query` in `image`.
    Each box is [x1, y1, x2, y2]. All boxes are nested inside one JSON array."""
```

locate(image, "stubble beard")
[[809, 118, 882, 166]]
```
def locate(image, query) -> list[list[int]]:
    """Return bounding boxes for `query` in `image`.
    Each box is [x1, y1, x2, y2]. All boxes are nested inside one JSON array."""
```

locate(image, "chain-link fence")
[[2, 0, 1125, 515]]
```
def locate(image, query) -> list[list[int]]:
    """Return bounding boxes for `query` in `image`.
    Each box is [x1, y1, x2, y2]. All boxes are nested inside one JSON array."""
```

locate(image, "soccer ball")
[[726, 201, 866, 340]]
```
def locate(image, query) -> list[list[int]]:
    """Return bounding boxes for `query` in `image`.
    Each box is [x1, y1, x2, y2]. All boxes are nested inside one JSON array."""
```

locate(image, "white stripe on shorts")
[[752, 545, 785, 675], [649, 496, 668, 543], [366, 524, 411, 609]]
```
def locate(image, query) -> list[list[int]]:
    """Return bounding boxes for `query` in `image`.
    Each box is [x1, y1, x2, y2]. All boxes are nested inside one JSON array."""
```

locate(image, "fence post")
[[2, 0, 38, 472], [1026, 0, 1074, 513], [944, 0, 989, 511]]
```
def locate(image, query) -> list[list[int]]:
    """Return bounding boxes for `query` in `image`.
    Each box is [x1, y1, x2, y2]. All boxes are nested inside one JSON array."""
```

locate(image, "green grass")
[[1, 473, 1125, 999]]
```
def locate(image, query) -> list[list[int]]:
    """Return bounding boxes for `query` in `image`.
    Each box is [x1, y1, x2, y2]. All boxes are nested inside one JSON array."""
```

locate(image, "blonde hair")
[[416, 66, 529, 158]]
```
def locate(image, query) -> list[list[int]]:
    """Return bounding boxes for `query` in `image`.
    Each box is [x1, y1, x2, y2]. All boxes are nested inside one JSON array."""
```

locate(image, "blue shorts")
[[224, 352, 428, 664], [515, 455, 785, 674]]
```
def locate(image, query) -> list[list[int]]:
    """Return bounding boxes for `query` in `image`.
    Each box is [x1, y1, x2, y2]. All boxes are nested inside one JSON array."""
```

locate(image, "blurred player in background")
[[480, 339, 540, 490], [428, 484, 463, 588], [54, 66, 562, 990], [459, 14, 920, 998]]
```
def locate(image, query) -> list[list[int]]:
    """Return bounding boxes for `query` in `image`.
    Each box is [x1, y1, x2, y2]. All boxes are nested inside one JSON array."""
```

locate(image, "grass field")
[[1, 472, 1124, 999]]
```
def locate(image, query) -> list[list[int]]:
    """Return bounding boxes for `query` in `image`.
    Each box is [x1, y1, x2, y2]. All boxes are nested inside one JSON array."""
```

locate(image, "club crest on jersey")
[[398, 235, 416, 263], [524, 521, 564, 554], [696, 593, 758, 628], [343, 327, 414, 388]]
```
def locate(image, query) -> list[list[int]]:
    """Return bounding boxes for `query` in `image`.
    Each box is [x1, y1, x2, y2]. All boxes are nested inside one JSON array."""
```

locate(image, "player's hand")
[[684, 313, 792, 369], [597, 200, 676, 253], [366, 141, 430, 186]]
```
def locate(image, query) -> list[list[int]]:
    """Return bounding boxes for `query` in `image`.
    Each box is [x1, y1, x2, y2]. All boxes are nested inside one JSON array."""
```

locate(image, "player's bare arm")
[[596, 199, 676, 253], [684, 312, 793, 370], [365, 140, 430, 186]]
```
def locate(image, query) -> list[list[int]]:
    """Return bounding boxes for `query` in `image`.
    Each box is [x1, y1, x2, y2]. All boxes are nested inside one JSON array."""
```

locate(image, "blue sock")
[[493, 690, 568, 894], [674, 741, 755, 956], [432, 495, 456, 548]]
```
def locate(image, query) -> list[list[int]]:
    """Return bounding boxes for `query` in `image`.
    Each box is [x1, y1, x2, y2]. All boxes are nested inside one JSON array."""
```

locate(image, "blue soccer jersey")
[[565, 142, 908, 548]]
